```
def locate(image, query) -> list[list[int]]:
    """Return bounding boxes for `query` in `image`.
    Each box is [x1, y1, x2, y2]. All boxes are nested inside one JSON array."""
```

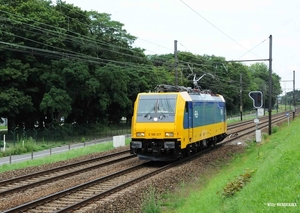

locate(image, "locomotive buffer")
[[249, 91, 263, 142]]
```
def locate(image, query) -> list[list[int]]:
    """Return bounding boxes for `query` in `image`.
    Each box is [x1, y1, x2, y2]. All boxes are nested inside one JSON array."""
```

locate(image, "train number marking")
[[149, 133, 161, 136]]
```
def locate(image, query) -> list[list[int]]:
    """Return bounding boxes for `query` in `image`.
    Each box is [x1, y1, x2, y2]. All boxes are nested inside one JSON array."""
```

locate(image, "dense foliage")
[[0, 0, 283, 130]]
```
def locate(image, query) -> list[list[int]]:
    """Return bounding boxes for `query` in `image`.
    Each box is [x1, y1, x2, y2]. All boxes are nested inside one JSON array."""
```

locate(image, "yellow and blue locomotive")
[[130, 85, 227, 161]]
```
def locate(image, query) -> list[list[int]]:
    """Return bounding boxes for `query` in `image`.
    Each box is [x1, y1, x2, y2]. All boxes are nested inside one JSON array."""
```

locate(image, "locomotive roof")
[[189, 93, 225, 102], [151, 84, 225, 102], [138, 92, 225, 102]]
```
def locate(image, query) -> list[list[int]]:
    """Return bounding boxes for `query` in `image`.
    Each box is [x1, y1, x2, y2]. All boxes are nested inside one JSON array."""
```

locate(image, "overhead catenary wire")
[[0, 2, 248, 80], [0, 23, 151, 64], [0, 13, 221, 72], [0, 15, 175, 69], [0, 2, 234, 69], [0, 9, 151, 54], [178, 41, 191, 53], [0, 40, 182, 76], [0, 1, 286, 103], [0, 41, 240, 91], [1, 39, 236, 88], [180, 0, 262, 59], [1, 23, 169, 69], [56, 1, 175, 54], [0, 14, 144, 58], [237, 37, 268, 59]]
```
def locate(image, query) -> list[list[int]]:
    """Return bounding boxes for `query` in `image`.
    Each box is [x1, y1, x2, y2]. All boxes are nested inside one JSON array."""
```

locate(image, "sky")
[[65, 0, 300, 94]]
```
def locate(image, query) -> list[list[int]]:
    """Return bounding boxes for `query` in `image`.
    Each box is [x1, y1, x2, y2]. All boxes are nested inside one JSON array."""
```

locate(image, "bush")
[[272, 125, 279, 134], [10, 146, 27, 155], [220, 169, 256, 198], [262, 133, 268, 140], [40, 144, 50, 149], [1, 137, 39, 156], [142, 187, 161, 213]]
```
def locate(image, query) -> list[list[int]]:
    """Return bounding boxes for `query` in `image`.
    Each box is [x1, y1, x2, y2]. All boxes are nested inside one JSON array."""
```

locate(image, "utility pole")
[[293, 70, 295, 120], [225, 34, 272, 131], [285, 83, 286, 111], [277, 96, 278, 113], [264, 84, 266, 115], [240, 73, 243, 121], [268, 35, 272, 135], [174, 40, 178, 86]]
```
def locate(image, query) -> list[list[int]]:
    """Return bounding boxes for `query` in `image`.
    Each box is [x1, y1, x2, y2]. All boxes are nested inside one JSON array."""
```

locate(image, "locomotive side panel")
[[192, 99, 226, 141], [180, 95, 227, 150]]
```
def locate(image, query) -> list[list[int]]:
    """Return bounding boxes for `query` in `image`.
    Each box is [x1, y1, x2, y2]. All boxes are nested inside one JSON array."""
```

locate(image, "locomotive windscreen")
[[136, 94, 177, 123]]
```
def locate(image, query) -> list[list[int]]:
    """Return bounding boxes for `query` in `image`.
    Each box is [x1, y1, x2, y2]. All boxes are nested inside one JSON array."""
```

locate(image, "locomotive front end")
[[130, 93, 184, 161]]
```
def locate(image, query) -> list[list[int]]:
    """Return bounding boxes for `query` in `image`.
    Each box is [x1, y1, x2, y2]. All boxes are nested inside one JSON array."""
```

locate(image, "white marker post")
[[254, 109, 261, 143], [249, 91, 263, 143], [3, 134, 6, 152]]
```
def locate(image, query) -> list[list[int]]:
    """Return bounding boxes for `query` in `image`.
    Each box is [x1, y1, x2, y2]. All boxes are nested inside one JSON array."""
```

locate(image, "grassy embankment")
[[157, 117, 299, 213]]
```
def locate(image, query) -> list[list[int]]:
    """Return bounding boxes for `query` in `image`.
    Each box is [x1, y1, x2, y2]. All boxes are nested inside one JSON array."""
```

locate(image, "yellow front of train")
[[130, 92, 189, 161]]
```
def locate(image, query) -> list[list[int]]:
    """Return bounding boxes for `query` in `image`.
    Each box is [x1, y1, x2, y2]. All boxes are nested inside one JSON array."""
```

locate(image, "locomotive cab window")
[[136, 94, 177, 122]]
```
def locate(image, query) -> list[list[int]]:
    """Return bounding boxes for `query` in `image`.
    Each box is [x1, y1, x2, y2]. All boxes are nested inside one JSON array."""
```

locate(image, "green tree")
[[40, 87, 72, 123], [249, 63, 282, 109], [0, 0, 68, 129]]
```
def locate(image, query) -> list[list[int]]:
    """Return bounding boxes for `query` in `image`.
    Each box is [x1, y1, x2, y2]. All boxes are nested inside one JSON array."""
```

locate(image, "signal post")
[[249, 91, 263, 142]]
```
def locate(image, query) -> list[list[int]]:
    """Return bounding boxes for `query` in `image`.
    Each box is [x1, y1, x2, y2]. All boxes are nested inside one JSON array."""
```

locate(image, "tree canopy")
[[0, 0, 284, 130]]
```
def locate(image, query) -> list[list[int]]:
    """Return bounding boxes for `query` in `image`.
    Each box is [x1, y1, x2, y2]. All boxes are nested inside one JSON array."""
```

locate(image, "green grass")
[[0, 139, 131, 173], [0, 126, 7, 130], [159, 118, 300, 213], [142, 187, 162, 213]]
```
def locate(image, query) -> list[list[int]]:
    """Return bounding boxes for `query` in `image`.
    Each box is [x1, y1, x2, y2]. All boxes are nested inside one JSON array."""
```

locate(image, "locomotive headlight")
[[136, 132, 145, 137], [165, 132, 174, 137]]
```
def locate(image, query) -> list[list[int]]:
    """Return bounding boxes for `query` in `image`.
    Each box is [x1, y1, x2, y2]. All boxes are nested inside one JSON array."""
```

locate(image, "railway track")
[[0, 151, 140, 211], [227, 111, 291, 130], [226, 111, 291, 143], [0, 150, 134, 197], [1, 111, 295, 212], [3, 162, 166, 212], [3, 139, 238, 213]]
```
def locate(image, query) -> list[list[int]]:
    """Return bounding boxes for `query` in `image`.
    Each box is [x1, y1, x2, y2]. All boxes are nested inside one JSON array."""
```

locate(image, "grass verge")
[[159, 118, 300, 213], [0, 139, 131, 173]]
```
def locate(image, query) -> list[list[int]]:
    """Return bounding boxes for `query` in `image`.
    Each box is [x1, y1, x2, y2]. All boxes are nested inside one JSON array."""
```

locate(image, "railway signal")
[[249, 91, 263, 108], [249, 91, 263, 142]]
